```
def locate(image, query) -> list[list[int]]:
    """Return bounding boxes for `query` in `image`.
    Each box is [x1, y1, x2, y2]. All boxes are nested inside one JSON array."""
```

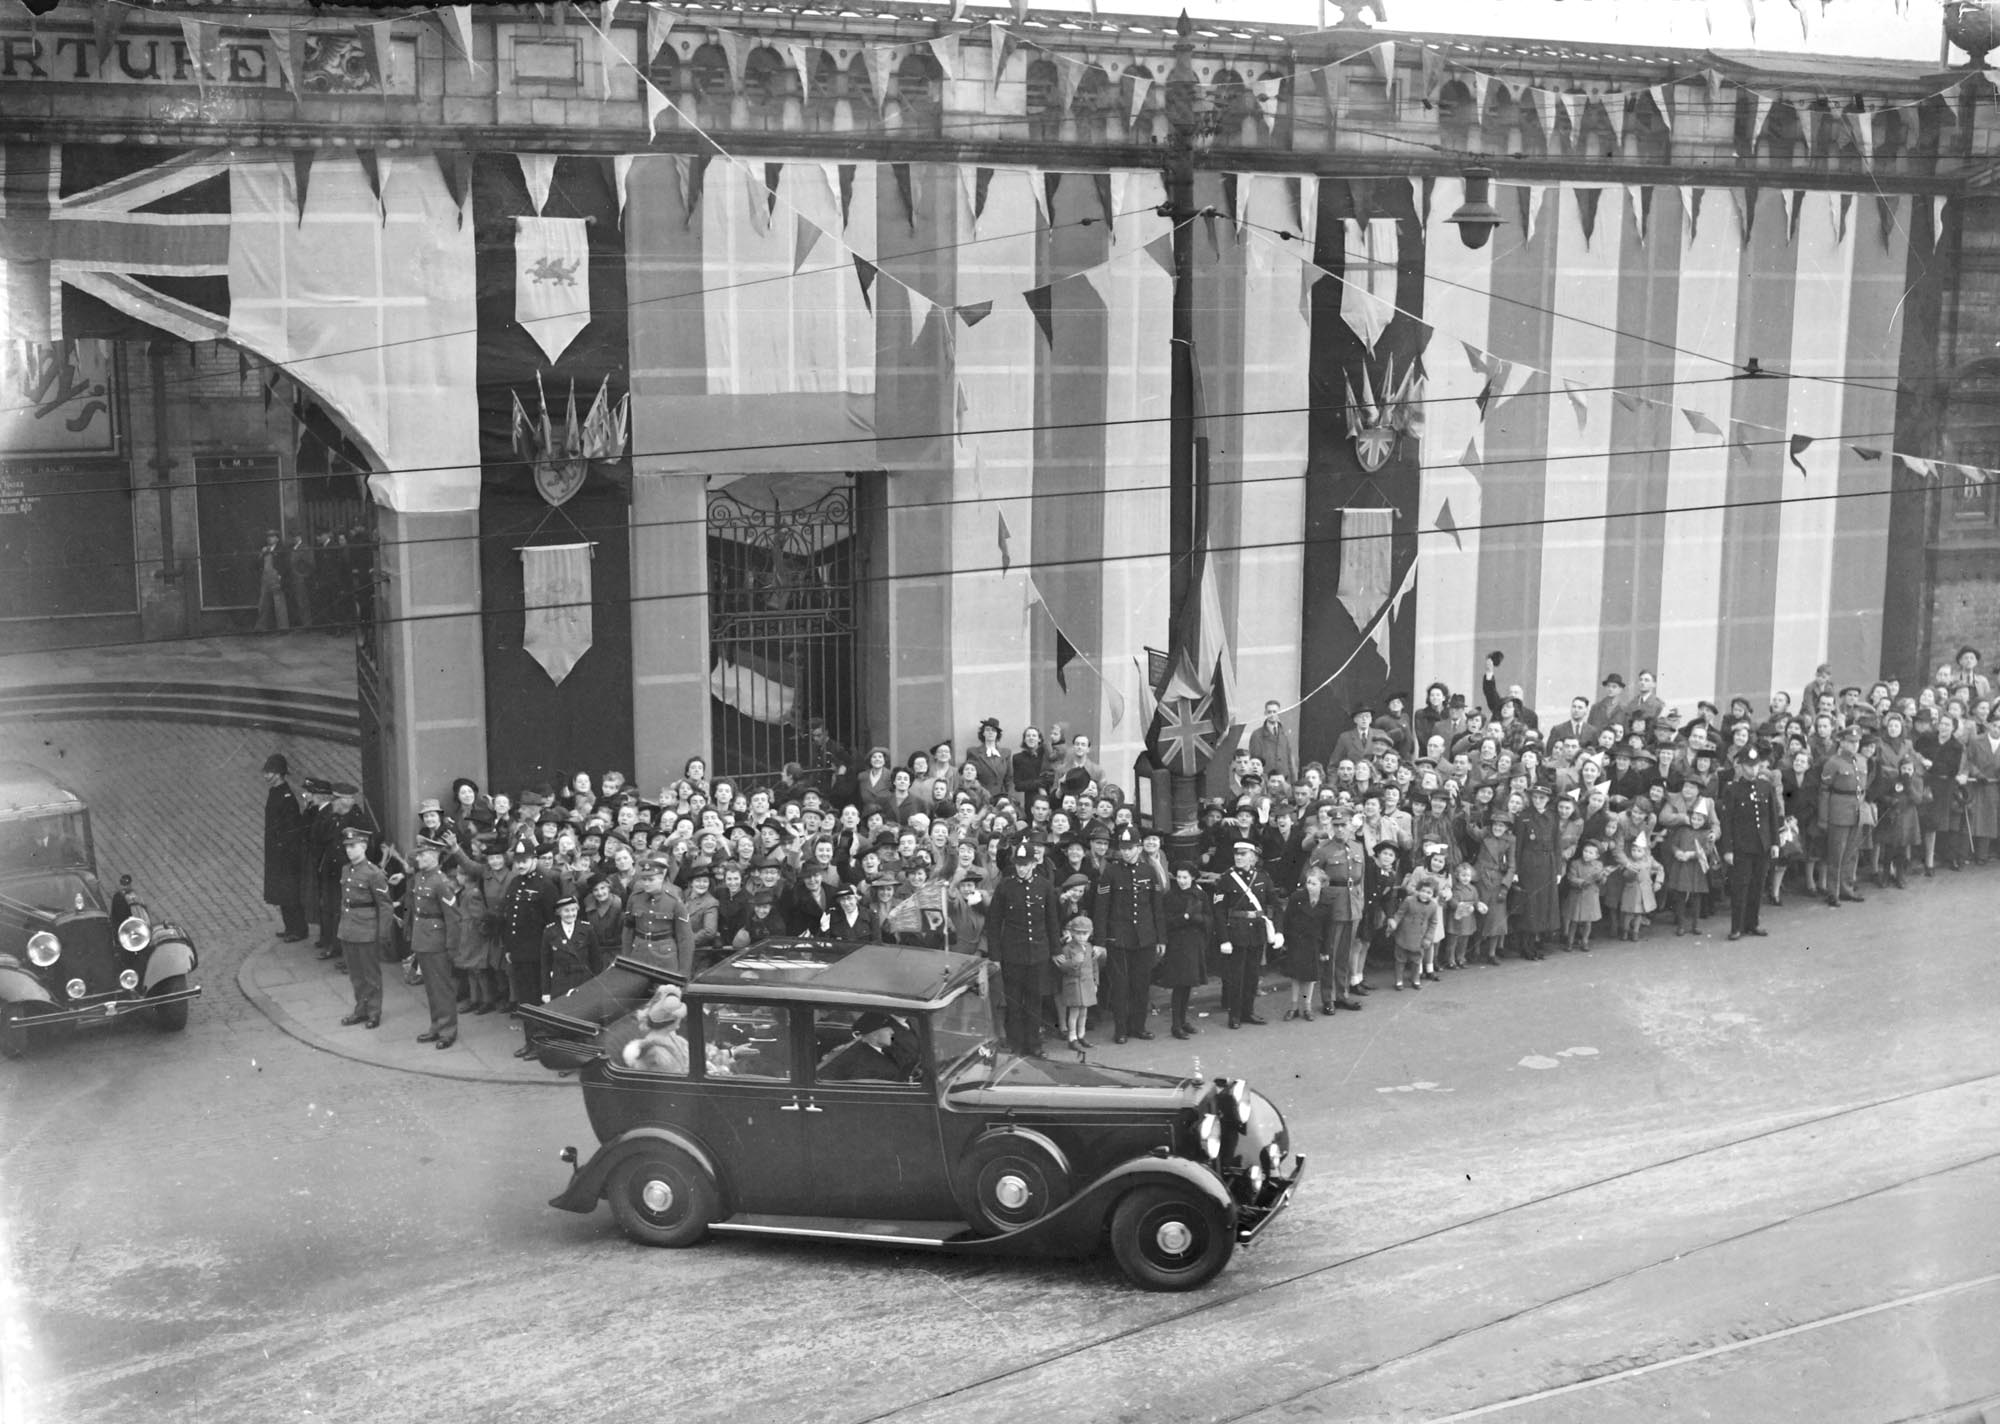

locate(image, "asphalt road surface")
[[4, 719, 1999, 1424]]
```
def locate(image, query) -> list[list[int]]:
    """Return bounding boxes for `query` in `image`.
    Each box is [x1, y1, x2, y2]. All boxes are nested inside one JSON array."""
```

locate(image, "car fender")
[[954, 1154, 1235, 1259], [549, 1125, 723, 1215], [142, 939, 197, 991], [0, 966, 54, 1006]]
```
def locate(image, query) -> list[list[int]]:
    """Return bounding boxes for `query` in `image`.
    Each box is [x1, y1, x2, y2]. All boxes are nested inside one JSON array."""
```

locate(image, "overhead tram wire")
[[18, 441, 1914, 659], [7, 374, 1905, 506]]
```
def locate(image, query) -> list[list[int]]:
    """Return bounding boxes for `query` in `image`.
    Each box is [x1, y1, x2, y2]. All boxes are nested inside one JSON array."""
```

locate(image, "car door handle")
[[779, 1097, 802, 1112], [801, 1101, 824, 1113]]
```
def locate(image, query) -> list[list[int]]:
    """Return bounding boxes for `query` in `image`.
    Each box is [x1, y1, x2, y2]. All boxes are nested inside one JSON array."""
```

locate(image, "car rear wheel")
[[0, 1002, 30, 1060], [149, 976, 190, 1033], [606, 1148, 718, 1248], [960, 1137, 1072, 1236], [1109, 1185, 1234, 1292]]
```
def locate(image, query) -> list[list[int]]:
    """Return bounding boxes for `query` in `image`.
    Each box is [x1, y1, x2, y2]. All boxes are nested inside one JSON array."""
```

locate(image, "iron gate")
[[707, 480, 862, 787]]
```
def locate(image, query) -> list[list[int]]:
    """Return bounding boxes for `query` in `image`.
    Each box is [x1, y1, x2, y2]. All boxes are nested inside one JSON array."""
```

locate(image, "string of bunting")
[[1241, 220, 1994, 496]]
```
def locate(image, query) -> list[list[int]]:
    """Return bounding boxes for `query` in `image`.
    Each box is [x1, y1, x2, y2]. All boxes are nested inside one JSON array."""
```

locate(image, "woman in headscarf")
[[1918, 711, 1964, 873]]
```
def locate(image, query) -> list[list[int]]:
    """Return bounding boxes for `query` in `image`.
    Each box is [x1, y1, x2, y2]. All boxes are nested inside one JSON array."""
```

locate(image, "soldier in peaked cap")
[[407, 837, 459, 1049], [335, 827, 393, 1030]]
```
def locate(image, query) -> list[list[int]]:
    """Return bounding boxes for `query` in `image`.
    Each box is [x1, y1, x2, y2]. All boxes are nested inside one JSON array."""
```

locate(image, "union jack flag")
[[1, 144, 231, 345]]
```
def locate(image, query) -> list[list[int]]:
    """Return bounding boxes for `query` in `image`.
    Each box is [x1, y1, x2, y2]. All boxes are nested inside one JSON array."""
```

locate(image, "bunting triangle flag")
[[356, 150, 387, 224], [608, 155, 633, 227], [1602, 91, 1627, 148], [1686, 186, 1703, 241], [928, 34, 959, 81], [908, 288, 934, 339], [645, 5, 676, 66], [516, 216, 593, 362], [988, 22, 1012, 94], [1786, 189, 1805, 244], [1563, 378, 1589, 432], [1849, 106, 1874, 164], [1054, 629, 1077, 694], [853, 255, 877, 313], [1575, 188, 1601, 248], [835, 163, 856, 230], [1531, 87, 1558, 139], [1749, 91, 1774, 154], [1615, 389, 1644, 413], [265, 27, 296, 92], [520, 153, 557, 215], [1683, 407, 1723, 436], [1129, 72, 1153, 125], [647, 81, 670, 140], [955, 382, 969, 443], [93, 4, 130, 68], [367, 20, 397, 87], [786, 43, 813, 101], [1558, 90, 1584, 139], [1435, 497, 1463, 551], [1144, 232, 1174, 277], [1789, 433, 1814, 477], [1649, 83, 1671, 129], [892, 163, 918, 234], [1852, 445, 1882, 461], [1459, 437, 1481, 480], [1733, 185, 1757, 247], [957, 299, 993, 327], [178, 17, 213, 93], [291, 150, 315, 226], [1024, 284, 1054, 346], [997, 509, 1012, 573], [714, 27, 745, 86], [447, 6, 477, 75], [794, 215, 822, 273], [1368, 40, 1395, 85], [436, 151, 471, 228]]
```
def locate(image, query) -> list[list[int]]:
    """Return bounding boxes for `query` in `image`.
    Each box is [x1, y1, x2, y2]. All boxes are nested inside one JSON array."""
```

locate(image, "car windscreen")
[[1, 810, 92, 881], [930, 980, 999, 1077], [0, 870, 97, 916]]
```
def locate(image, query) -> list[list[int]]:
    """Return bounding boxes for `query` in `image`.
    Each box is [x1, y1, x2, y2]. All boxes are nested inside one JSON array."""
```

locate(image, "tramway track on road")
[[858, 1064, 2000, 1424]]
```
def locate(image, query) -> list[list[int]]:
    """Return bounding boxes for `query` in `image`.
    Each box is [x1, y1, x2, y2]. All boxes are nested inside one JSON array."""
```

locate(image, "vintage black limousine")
[[523, 939, 1304, 1290]]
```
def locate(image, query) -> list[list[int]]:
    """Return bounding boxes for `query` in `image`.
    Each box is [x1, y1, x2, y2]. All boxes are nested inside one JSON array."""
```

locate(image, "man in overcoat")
[[261, 754, 309, 941]]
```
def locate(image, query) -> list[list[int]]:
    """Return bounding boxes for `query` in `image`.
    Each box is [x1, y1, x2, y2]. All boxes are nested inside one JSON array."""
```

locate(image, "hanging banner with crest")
[[521, 543, 595, 685], [515, 216, 592, 363]]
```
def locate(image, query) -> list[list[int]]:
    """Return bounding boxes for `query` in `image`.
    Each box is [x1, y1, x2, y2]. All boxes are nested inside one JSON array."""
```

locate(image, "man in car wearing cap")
[[1214, 838, 1279, 1029], [1093, 826, 1163, 1044], [1818, 724, 1871, 908], [335, 827, 394, 1029], [984, 838, 1059, 1056], [818, 1011, 919, 1083], [1717, 745, 1780, 941]]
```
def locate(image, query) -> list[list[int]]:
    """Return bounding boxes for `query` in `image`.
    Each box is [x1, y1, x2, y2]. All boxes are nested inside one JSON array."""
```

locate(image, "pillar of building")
[[374, 507, 487, 846], [629, 470, 711, 797]]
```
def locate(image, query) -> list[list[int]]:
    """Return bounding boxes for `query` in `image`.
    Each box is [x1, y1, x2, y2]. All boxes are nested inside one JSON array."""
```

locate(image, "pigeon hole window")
[[892, 53, 944, 135]]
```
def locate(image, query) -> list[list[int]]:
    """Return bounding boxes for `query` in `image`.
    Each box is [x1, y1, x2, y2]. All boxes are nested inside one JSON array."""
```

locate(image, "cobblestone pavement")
[[0, 716, 547, 1079]]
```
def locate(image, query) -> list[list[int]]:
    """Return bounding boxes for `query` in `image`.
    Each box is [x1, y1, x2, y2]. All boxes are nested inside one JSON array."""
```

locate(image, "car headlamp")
[[118, 969, 139, 991], [27, 931, 59, 967], [117, 916, 151, 953], [65, 978, 87, 1000], [1196, 1112, 1222, 1161], [1261, 1142, 1284, 1174]]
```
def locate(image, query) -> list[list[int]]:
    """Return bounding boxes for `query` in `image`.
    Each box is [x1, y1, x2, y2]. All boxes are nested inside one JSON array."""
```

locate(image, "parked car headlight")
[[1196, 1112, 1222, 1161], [118, 969, 139, 991], [117, 917, 151, 953], [65, 978, 87, 1000], [27, 931, 59, 967]]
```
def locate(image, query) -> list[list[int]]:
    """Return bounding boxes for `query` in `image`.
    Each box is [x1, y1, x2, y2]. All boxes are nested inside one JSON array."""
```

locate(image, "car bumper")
[[11, 985, 200, 1030], [1236, 1154, 1305, 1244]]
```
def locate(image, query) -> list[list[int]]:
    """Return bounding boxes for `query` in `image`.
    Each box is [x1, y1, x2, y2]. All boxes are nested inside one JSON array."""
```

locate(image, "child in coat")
[[1616, 833, 1663, 941], [1562, 841, 1610, 951], [1444, 861, 1485, 969], [1661, 805, 1713, 936], [1051, 913, 1106, 1052], [1385, 880, 1443, 990]]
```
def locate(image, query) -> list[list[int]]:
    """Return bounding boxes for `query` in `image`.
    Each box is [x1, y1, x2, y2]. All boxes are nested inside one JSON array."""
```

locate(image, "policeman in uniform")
[[1092, 826, 1162, 1043], [335, 826, 394, 1029], [497, 841, 558, 1010], [407, 836, 459, 1048], [623, 856, 696, 975], [1307, 811, 1366, 1013], [1818, 725, 1870, 908], [1717, 744, 1780, 941], [983, 837, 1057, 1056], [1214, 838, 1279, 1029]]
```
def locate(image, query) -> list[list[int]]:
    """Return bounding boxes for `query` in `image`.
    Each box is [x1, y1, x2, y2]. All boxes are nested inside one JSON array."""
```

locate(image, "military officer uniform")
[[983, 844, 1058, 1056], [528, 867, 689, 1055], [498, 855, 558, 1008], [1817, 731, 1870, 907], [406, 841, 459, 1047], [1717, 747, 1780, 940], [623, 871, 695, 976], [1307, 825, 1366, 1012], [1092, 828, 1162, 1043], [1213, 839, 1278, 1028], [334, 828, 394, 1027]]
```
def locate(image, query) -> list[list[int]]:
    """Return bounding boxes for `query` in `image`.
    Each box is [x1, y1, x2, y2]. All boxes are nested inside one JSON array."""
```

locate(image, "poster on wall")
[[0, 341, 119, 454], [0, 457, 138, 619]]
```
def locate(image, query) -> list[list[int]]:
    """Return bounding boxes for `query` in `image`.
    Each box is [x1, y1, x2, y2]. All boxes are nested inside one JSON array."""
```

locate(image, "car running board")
[[709, 1215, 975, 1247]]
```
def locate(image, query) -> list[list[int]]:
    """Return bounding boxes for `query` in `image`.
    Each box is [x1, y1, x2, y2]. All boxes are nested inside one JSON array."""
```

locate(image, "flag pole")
[[1160, 11, 1208, 851]]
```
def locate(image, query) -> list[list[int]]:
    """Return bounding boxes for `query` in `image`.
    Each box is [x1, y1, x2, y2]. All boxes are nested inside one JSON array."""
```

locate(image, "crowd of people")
[[248, 526, 377, 635], [259, 644, 2000, 1058]]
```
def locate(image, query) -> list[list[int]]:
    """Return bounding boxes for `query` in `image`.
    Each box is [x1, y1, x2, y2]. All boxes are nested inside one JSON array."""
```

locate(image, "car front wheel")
[[606, 1148, 718, 1248], [1109, 1185, 1234, 1292], [0, 1002, 30, 1060], [149, 976, 190, 1033]]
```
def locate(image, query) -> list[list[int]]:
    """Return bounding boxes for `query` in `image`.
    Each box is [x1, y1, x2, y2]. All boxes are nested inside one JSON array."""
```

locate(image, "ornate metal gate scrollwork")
[[706, 481, 861, 787]]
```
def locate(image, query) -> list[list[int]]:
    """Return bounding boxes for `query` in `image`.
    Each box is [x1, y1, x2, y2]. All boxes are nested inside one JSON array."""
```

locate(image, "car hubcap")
[[993, 1174, 1031, 1210], [1155, 1219, 1194, 1256], [641, 1178, 676, 1214]]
